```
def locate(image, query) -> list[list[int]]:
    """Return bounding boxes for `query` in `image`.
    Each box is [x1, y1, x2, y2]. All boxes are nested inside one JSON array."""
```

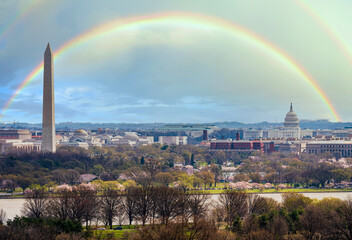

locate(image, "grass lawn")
[[90, 225, 136, 239]]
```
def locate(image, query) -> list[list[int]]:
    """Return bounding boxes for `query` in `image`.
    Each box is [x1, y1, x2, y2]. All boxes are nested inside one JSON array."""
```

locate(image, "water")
[[1, 192, 352, 221], [209, 192, 352, 204], [0, 199, 25, 222]]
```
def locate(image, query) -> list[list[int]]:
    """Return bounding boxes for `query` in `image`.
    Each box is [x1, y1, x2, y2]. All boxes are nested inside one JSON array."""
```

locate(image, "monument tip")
[[45, 43, 52, 54]]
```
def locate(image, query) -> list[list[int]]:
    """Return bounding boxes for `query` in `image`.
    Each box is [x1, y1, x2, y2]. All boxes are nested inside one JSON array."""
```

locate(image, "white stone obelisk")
[[42, 43, 56, 152]]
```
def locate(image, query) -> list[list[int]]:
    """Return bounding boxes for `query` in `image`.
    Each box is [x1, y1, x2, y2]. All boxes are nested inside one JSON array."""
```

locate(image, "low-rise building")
[[209, 139, 263, 153], [306, 141, 352, 157], [0, 139, 41, 154], [156, 124, 218, 137], [159, 136, 187, 145], [0, 129, 32, 140]]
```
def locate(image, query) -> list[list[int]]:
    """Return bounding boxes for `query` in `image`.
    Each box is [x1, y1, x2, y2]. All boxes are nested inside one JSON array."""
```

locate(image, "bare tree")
[[327, 198, 352, 240], [79, 186, 99, 228], [143, 158, 162, 181], [124, 187, 138, 226], [66, 169, 80, 185], [21, 189, 48, 218], [187, 192, 209, 225], [211, 205, 225, 229], [52, 169, 67, 184], [248, 195, 274, 215], [155, 186, 183, 225], [67, 185, 99, 225], [47, 190, 72, 221], [0, 208, 7, 225], [134, 186, 154, 226], [218, 190, 248, 229], [126, 167, 152, 187], [101, 188, 121, 229], [300, 204, 326, 240]]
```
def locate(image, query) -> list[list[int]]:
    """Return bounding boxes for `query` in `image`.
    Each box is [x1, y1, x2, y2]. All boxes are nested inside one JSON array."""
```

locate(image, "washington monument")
[[42, 43, 56, 152]]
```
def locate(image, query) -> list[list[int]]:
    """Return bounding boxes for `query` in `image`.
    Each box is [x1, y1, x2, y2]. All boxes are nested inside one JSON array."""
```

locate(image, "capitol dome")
[[284, 103, 299, 128]]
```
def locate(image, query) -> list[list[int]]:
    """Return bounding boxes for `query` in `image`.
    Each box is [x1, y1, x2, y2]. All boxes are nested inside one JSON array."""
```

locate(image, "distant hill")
[[1, 120, 352, 130], [213, 120, 352, 130]]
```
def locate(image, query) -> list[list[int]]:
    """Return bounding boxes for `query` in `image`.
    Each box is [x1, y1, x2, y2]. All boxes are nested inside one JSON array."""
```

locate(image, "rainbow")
[[0, 12, 341, 121], [0, 0, 42, 43], [296, 0, 352, 66]]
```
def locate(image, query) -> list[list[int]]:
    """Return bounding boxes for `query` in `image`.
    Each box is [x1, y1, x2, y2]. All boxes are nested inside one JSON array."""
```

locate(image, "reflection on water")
[[1, 192, 352, 221]]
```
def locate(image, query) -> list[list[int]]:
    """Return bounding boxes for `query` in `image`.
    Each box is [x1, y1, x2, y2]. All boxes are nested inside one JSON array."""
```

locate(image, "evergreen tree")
[[191, 153, 195, 166]]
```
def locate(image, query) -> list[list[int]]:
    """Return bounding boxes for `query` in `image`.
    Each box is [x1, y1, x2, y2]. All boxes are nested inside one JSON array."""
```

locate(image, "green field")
[[90, 225, 136, 239]]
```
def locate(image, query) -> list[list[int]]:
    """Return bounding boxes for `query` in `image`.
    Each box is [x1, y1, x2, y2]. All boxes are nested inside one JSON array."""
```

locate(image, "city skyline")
[[1, 1, 352, 123]]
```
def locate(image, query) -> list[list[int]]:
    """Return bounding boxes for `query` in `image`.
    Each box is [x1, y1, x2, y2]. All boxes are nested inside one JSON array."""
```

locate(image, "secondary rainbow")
[[0, 0, 42, 43], [295, 0, 352, 67], [0, 12, 341, 121]]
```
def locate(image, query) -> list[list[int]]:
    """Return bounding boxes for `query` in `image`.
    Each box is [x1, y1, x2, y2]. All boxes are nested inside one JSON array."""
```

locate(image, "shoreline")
[[1, 189, 352, 199]]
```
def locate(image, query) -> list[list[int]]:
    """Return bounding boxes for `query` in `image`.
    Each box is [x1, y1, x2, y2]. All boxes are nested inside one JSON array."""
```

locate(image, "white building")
[[156, 124, 218, 137], [159, 136, 187, 145], [306, 141, 352, 157], [243, 130, 263, 140], [0, 139, 41, 154], [245, 104, 302, 140]]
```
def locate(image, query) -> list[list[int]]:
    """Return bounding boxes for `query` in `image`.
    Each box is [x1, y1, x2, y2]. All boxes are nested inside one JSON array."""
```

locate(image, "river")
[[1, 192, 352, 222]]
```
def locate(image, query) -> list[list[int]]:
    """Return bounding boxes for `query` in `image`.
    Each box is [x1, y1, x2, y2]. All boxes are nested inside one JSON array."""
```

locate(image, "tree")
[[331, 169, 350, 183], [218, 190, 248, 230], [144, 158, 162, 181], [0, 209, 6, 225], [155, 186, 183, 225], [248, 195, 274, 215], [264, 172, 279, 185], [17, 176, 33, 192], [300, 204, 326, 240], [47, 189, 72, 221], [134, 186, 154, 226], [124, 187, 138, 226], [93, 164, 105, 176], [126, 167, 152, 187], [190, 153, 195, 166], [66, 169, 80, 185], [197, 171, 214, 188], [187, 192, 209, 225], [100, 188, 121, 229], [210, 164, 221, 187], [182, 151, 192, 165], [21, 188, 48, 218], [73, 185, 99, 227], [282, 192, 312, 213], [52, 169, 67, 185], [204, 154, 213, 165], [1, 176, 17, 193], [314, 163, 334, 187], [155, 172, 173, 186], [176, 172, 193, 193], [214, 151, 226, 165], [329, 198, 352, 239], [249, 172, 262, 183], [282, 168, 300, 187]]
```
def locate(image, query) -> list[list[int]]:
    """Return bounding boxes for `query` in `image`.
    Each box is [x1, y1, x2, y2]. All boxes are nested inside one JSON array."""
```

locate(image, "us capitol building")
[[243, 103, 303, 140]]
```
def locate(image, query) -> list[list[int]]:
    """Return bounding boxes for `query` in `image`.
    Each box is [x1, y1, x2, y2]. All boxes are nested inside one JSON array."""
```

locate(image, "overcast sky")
[[0, 0, 352, 123]]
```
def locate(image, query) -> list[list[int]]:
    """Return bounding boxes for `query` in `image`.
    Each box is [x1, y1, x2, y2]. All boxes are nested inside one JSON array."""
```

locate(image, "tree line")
[[2, 185, 352, 239]]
